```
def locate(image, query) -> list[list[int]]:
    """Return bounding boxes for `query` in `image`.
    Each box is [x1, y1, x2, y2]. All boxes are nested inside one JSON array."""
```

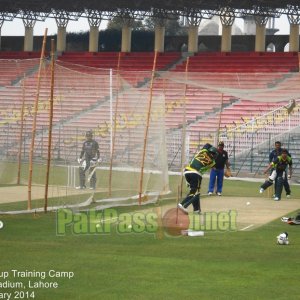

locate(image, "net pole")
[[213, 93, 225, 193], [27, 28, 48, 210], [44, 39, 56, 213], [138, 51, 158, 204], [108, 52, 121, 196], [176, 57, 189, 222], [17, 74, 26, 185], [216, 93, 224, 144], [109, 68, 113, 154]]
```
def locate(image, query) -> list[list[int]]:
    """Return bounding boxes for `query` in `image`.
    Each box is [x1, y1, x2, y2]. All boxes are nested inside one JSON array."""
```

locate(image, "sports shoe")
[[281, 217, 291, 223], [217, 192, 222, 196], [177, 203, 188, 214], [89, 187, 95, 190], [193, 210, 201, 214], [286, 194, 291, 199], [76, 186, 86, 190], [208, 192, 213, 196], [274, 197, 280, 201], [259, 188, 264, 194]]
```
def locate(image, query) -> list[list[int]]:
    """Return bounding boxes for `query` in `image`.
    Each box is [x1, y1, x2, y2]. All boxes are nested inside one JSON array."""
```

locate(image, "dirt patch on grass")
[[1, 186, 299, 230], [200, 195, 300, 230], [141, 195, 300, 231], [0, 185, 105, 204]]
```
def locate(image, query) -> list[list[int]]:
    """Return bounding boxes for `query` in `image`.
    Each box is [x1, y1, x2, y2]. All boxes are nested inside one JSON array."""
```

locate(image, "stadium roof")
[[0, 0, 300, 13]]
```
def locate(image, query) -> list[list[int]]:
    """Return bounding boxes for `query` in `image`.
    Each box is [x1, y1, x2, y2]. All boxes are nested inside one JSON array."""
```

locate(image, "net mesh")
[[0, 57, 299, 213], [0, 58, 170, 213]]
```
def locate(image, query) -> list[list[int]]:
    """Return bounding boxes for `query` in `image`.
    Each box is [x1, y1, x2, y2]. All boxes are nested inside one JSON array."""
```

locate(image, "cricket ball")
[[162, 208, 190, 236]]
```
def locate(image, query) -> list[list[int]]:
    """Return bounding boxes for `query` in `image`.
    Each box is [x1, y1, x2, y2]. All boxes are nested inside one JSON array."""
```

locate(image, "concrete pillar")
[[255, 23, 266, 52], [89, 26, 99, 52], [154, 25, 165, 52], [57, 26, 67, 52], [121, 25, 132, 52], [24, 26, 34, 51], [121, 24, 132, 52], [0, 21, 4, 51], [188, 25, 198, 53], [219, 7, 235, 53], [221, 25, 232, 52], [289, 24, 299, 52]]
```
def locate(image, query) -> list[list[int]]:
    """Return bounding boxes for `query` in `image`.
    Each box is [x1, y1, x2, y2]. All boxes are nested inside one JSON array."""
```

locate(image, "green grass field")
[[0, 177, 300, 300]]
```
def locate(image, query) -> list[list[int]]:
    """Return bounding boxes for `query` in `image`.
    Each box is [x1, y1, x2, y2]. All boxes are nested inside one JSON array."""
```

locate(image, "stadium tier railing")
[[219, 100, 300, 169]]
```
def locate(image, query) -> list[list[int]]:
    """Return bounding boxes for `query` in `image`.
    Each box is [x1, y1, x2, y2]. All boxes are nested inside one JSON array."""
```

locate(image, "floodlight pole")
[[27, 28, 47, 210], [138, 51, 158, 205], [44, 39, 56, 213]]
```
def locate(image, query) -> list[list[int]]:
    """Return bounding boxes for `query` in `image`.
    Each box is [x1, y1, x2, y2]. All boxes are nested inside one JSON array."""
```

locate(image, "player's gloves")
[[77, 158, 82, 164], [90, 158, 98, 168], [97, 158, 102, 163], [224, 168, 232, 178]]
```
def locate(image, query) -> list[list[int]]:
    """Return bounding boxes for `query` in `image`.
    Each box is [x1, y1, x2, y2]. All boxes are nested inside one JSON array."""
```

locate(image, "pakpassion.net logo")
[[56, 208, 237, 236]]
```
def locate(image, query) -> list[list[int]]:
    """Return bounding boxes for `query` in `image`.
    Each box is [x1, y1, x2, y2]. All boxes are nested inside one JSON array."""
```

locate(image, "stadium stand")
[[58, 52, 182, 71], [0, 51, 42, 59], [0, 51, 299, 174], [0, 58, 40, 86], [174, 52, 299, 73]]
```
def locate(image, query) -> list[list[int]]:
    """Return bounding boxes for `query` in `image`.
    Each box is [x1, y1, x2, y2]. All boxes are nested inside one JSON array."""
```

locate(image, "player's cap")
[[218, 141, 224, 146]]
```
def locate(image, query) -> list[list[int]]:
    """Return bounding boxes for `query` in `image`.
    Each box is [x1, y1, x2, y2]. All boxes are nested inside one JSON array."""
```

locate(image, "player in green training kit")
[[260, 149, 292, 201], [178, 143, 218, 214]]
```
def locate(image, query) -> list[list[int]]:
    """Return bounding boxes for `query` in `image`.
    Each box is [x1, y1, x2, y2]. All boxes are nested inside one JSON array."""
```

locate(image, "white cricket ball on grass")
[[0, 220, 4, 229], [246, 202, 251, 206]]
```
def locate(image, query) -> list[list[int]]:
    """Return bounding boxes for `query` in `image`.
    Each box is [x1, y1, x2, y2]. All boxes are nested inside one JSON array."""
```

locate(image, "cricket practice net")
[[0, 58, 170, 213], [0, 56, 300, 213]]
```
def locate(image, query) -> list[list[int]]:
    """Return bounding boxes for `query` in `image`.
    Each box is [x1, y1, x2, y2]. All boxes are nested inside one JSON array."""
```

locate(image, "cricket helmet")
[[86, 130, 93, 138], [208, 146, 218, 158]]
